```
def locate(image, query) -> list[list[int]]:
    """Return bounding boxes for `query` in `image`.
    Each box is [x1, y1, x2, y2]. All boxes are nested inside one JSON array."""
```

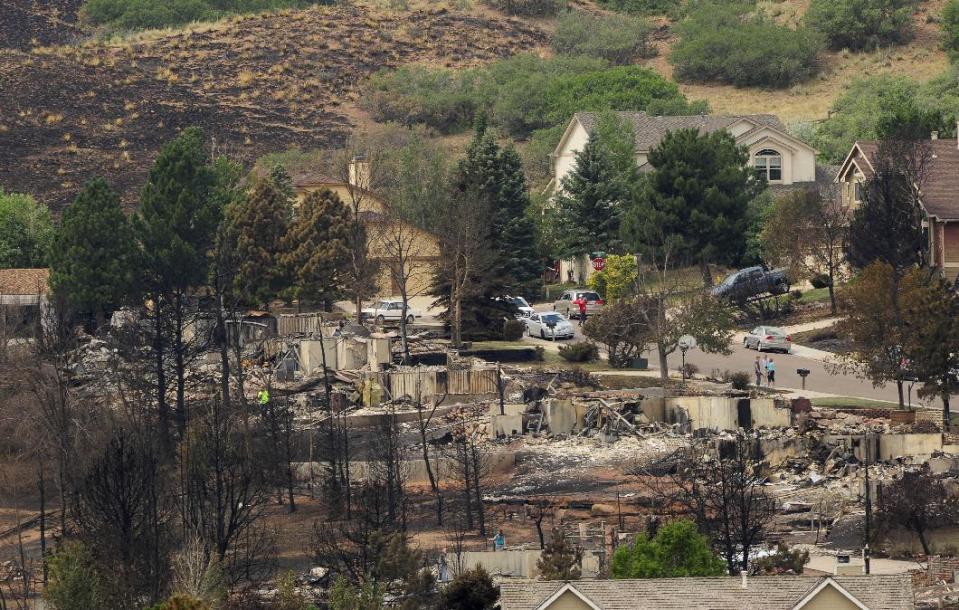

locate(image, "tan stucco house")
[[499, 575, 915, 610], [836, 137, 959, 281], [291, 159, 441, 298], [550, 111, 818, 283]]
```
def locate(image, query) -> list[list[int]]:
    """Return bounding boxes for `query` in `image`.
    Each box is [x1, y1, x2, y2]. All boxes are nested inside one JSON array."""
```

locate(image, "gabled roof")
[[499, 575, 914, 610], [837, 140, 959, 220], [571, 111, 788, 152], [0, 268, 49, 295]]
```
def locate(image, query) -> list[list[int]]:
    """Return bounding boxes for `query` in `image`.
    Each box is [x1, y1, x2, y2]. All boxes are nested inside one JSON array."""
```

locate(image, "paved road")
[[527, 310, 912, 405]]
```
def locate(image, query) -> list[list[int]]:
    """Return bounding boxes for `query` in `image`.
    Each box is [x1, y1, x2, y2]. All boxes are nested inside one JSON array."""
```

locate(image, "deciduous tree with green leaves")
[[0, 188, 53, 268], [610, 520, 726, 579], [50, 178, 136, 328], [587, 254, 638, 301]]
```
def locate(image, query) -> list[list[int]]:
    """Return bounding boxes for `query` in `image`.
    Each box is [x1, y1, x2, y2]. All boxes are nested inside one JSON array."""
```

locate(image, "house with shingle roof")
[[836, 136, 959, 281], [548, 111, 818, 284], [0, 268, 49, 336], [499, 574, 915, 610]]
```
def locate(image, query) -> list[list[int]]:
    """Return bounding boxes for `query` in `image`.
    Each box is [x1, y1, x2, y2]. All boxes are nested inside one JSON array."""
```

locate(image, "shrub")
[[45, 542, 103, 610], [551, 11, 656, 65], [558, 341, 599, 362], [943, 0, 959, 57], [790, 289, 803, 300], [806, 0, 916, 51], [671, 1, 823, 88], [503, 318, 527, 341], [810, 273, 832, 289], [729, 370, 751, 390], [596, 0, 681, 16], [681, 362, 699, 377], [363, 66, 479, 134], [484, 0, 566, 16]]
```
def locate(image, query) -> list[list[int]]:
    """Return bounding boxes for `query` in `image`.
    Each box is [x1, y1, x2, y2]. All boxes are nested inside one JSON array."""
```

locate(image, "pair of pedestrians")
[[753, 355, 776, 387]]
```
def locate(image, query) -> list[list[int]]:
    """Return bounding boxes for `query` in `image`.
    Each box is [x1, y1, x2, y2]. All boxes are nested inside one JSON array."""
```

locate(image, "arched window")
[[754, 149, 782, 182]]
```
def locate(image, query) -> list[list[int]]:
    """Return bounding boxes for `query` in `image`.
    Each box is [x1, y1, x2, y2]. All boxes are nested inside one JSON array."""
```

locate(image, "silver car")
[[525, 312, 575, 339], [744, 326, 792, 353], [553, 289, 604, 319]]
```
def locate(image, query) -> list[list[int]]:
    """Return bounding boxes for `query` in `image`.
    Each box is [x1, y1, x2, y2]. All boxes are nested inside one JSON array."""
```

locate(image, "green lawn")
[[796, 287, 832, 305]]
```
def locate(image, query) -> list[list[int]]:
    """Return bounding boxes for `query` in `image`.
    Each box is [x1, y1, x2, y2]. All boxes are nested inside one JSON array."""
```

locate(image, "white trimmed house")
[[549, 112, 818, 284]]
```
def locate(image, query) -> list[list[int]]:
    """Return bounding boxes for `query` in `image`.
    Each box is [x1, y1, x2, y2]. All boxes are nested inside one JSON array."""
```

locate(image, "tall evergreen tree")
[[554, 130, 627, 259], [625, 128, 763, 285], [282, 188, 351, 305], [226, 177, 291, 307], [133, 127, 220, 442], [50, 178, 135, 328]]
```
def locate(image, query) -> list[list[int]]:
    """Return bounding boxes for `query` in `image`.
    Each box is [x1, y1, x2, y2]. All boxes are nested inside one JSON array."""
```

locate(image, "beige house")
[[550, 112, 818, 283], [499, 575, 915, 610], [291, 160, 441, 298], [836, 137, 959, 281]]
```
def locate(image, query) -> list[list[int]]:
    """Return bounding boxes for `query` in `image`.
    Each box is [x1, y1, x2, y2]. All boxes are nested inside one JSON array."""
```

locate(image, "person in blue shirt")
[[766, 358, 776, 387]]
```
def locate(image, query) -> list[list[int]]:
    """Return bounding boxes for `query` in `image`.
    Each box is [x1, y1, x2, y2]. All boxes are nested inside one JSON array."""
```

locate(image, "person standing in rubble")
[[754, 356, 763, 387], [766, 358, 776, 387], [493, 530, 505, 551]]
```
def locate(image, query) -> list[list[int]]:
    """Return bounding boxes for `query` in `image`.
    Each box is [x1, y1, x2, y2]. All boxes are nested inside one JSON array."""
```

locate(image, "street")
[[525, 308, 912, 405]]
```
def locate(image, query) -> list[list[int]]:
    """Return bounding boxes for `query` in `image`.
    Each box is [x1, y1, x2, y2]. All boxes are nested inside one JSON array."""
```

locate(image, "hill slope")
[[0, 4, 547, 210]]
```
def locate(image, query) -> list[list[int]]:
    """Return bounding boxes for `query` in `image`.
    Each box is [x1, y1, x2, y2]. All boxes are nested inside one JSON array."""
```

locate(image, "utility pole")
[[864, 434, 872, 574]]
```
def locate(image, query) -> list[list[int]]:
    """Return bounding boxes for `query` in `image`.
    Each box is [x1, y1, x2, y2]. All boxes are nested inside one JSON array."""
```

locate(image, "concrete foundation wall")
[[878, 433, 943, 461], [293, 450, 516, 486], [450, 550, 542, 578], [666, 396, 791, 432]]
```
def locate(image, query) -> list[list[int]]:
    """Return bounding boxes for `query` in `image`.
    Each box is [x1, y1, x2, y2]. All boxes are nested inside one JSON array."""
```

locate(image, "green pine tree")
[[554, 130, 627, 259], [282, 188, 351, 305], [536, 529, 583, 580], [50, 178, 136, 327], [624, 128, 763, 285], [225, 176, 291, 307]]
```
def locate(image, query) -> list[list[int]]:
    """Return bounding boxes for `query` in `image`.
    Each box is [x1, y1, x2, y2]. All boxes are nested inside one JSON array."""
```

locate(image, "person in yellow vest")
[[257, 388, 270, 406]]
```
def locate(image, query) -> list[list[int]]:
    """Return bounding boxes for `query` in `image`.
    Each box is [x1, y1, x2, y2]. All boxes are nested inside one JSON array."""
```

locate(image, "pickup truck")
[[710, 266, 789, 302]]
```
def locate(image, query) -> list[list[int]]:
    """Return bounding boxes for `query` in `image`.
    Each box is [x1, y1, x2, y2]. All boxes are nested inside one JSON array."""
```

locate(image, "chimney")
[[932, 131, 939, 140], [740, 570, 748, 590], [348, 155, 370, 190]]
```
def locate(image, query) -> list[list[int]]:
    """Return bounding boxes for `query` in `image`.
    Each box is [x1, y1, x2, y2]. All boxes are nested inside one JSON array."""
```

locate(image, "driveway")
[[523, 308, 915, 405]]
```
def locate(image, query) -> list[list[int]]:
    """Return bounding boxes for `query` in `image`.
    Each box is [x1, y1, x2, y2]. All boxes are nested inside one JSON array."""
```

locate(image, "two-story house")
[[550, 111, 819, 284], [835, 135, 959, 281]]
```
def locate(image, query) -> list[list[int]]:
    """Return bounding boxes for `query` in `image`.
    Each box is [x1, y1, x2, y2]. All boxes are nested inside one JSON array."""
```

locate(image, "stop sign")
[[592, 257, 605, 271]]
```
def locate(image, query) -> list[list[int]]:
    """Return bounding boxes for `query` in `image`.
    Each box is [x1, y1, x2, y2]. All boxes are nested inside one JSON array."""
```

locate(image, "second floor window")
[[754, 149, 782, 182]]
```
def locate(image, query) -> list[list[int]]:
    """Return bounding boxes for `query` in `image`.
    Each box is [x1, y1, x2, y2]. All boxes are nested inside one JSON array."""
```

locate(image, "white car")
[[361, 299, 421, 325], [524, 312, 574, 340], [743, 325, 792, 353]]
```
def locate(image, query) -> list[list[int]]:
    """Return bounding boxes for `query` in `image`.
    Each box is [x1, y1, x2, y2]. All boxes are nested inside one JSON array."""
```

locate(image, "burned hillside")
[[0, 4, 547, 211]]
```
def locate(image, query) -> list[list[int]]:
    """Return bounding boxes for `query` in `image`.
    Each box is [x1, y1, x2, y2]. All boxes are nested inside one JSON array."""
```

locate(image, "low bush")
[[363, 55, 706, 138], [551, 11, 656, 65], [806, 0, 916, 51], [558, 341, 599, 362], [503, 318, 527, 341], [484, 0, 566, 16], [82, 0, 317, 30], [943, 0, 959, 57], [728, 370, 752, 390], [810, 273, 832, 289], [681, 362, 699, 378], [671, 1, 823, 88], [596, 0, 680, 16]]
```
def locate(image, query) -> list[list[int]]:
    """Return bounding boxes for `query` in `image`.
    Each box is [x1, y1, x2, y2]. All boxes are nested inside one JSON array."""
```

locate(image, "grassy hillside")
[[0, 3, 547, 210], [0, 0, 953, 210]]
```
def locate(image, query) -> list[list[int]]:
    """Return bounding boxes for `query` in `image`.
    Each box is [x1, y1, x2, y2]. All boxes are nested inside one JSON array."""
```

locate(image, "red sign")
[[592, 257, 606, 271]]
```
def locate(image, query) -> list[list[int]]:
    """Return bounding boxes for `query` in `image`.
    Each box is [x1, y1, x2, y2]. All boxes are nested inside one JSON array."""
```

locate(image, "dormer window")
[[754, 149, 782, 182]]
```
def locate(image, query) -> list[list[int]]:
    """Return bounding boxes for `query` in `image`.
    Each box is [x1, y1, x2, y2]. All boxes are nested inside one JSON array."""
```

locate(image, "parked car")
[[743, 325, 792, 353], [504, 296, 534, 318], [711, 266, 789, 302], [361, 299, 421, 325], [525, 312, 575, 340], [553, 289, 604, 319]]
